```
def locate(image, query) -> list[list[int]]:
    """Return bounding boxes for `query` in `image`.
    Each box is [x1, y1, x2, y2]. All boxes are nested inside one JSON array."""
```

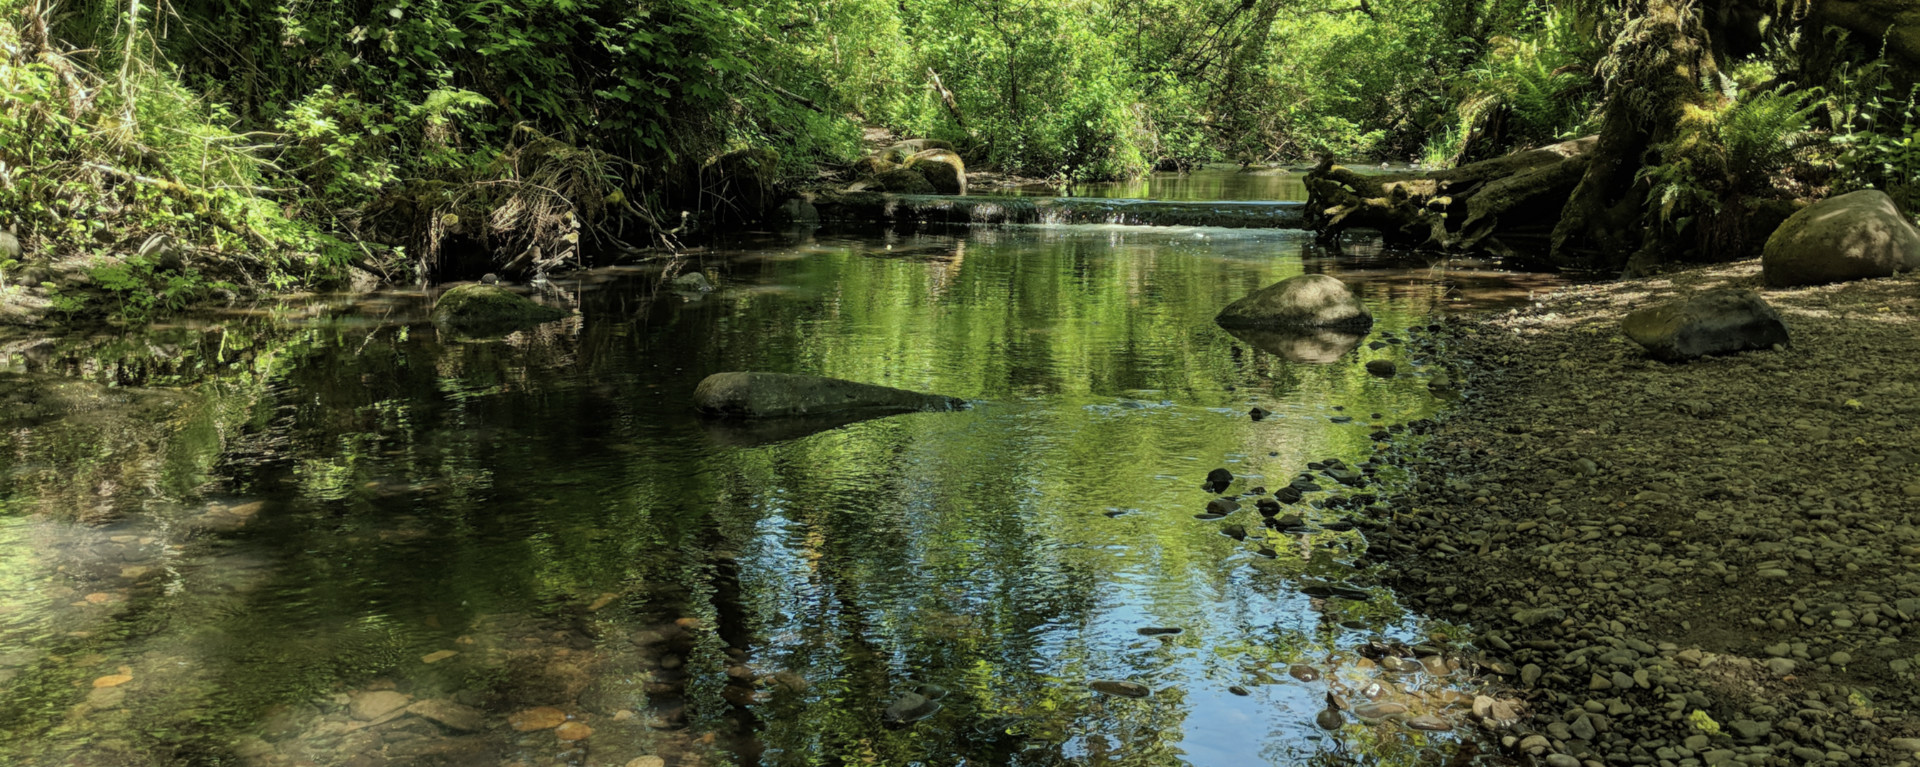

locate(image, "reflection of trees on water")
[[0, 225, 1508, 765]]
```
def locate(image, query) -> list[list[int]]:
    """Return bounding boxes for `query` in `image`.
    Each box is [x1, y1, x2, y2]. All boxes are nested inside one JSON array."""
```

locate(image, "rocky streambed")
[[1360, 261, 1920, 765]]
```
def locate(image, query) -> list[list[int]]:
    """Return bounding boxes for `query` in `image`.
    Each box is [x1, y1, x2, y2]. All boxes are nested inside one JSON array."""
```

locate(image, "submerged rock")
[[430, 284, 568, 332], [1763, 190, 1920, 287], [693, 372, 965, 418], [672, 271, 714, 293], [1216, 274, 1373, 331], [1621, 290, 1789, 361], [883, 692, 941, 724], [1365, 359, 1397, 377], [1088, 680, 1151, 698]]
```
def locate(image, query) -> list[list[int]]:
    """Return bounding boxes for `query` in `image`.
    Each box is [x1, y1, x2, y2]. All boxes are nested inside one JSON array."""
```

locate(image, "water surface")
[[0, 224, 1559, 766]]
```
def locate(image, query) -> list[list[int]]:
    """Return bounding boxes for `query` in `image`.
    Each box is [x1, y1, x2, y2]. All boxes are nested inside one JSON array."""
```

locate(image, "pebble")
[[348, 690, 411, 721], [627, 759, 667, 767], [509, 706, 568, 731], [554, 721, 593, 741], [1405, 714, 1450, 731], [1288, 665, 1321, 682], [1365, 360, 1397, 377], [1352, 702, 1408, 719], [420, 650, 458, 664]]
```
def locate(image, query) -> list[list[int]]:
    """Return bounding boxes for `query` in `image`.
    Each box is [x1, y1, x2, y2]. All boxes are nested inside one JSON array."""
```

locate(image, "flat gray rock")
[[693, 372, 964, 418], [1621, 290, 1789, 361]]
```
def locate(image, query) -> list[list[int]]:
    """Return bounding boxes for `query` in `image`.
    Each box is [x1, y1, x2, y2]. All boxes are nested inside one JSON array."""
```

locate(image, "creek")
[[0, 175, 1568, 766]]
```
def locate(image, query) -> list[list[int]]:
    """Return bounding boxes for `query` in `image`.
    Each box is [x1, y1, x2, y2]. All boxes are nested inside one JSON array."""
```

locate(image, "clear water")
[[0, 224, 1561, 766]]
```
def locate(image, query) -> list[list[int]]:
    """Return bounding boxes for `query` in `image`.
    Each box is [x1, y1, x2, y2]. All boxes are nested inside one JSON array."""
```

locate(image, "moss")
[[874, 168, 936, 195], [905, 150, 967, 195], [429, 284, 567, 333]]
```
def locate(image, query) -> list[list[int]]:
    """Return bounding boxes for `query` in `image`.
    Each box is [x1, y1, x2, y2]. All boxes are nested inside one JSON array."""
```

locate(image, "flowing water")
[[1008, 167, 1312, 202], [0, 217, 1567, 766]]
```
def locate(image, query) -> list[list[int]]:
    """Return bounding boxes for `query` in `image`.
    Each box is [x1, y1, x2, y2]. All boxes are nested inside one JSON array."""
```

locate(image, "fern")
[[1719, 86, 1818, 184]]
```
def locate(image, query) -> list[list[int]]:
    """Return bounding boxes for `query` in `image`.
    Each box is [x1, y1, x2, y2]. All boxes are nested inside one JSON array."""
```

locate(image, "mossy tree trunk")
[[1306, 0, 1766, 273]]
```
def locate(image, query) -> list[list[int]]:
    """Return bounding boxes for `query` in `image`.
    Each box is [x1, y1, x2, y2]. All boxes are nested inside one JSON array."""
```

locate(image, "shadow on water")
[[0, 222, 1567, 766]]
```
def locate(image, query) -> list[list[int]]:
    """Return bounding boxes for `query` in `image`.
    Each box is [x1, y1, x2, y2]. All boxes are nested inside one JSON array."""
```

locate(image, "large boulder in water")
[[1622, 289, 1789, 361], [1216, 274, 1372, 330], [1762, 190, 1920, 287], [431, 284, 567, 332], [693, 372, 965, 418], [905, 150, 967, 195]]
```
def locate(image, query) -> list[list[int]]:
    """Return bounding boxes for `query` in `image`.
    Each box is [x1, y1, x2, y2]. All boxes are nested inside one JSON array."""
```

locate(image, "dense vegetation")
[[0, 0, 1916, 312]]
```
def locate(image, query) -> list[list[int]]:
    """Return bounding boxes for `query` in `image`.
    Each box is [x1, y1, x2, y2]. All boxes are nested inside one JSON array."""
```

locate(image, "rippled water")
[[0, 223, 1563, 766]]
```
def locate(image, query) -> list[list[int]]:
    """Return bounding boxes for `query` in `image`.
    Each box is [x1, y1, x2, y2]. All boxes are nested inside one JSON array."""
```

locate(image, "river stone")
[[349, 690, 411, 721], [1352, 702, 1408, 719], [430, 284, 568, 332], [693, 372, 963, 418], [672, 272, 714, 293], [905, 150, 967, 195], [1365, 360, 1397, 377], [1405, 714, 1451, 731], [1621, 289, 1789, 361], [874, 168, 936, 194], [883, 692, 940, 723], [408, 699, 486, 732], [1088, 680, 1151, 698], [1762, 189, 1920, 287], [0, 229, 19, 260], [1215, 274, 1373, 331]]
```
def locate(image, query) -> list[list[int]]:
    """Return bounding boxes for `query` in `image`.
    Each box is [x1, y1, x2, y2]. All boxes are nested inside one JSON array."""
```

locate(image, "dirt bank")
[[1370, 261, 1920, 765]]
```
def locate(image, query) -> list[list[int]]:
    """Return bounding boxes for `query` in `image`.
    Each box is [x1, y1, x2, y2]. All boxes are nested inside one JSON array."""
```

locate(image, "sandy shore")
[[1368, 261, 1920, 765]]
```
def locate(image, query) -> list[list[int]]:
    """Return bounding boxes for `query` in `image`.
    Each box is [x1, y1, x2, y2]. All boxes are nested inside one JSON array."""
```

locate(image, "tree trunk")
[[1307, 0, 1733, 274]]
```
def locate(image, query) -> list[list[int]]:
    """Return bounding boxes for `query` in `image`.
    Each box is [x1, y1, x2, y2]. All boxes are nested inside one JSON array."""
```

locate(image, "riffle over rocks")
[[1762, 190, 1920, 287], [693, 372, 965, 418], [1621, 289, 1790, 361], [1215, 274, 1373, 331]]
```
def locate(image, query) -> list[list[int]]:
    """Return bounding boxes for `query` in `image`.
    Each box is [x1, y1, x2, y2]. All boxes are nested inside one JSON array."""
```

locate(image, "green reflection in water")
[[0, 225, 1552, 766]]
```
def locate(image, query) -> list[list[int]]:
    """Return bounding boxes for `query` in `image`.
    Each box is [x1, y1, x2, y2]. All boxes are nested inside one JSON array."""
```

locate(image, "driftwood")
[[1303, 135, 1598, 255]]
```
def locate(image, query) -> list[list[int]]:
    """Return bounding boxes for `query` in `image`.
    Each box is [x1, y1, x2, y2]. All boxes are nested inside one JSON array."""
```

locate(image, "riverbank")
[[1369, 260, 1920, 764]]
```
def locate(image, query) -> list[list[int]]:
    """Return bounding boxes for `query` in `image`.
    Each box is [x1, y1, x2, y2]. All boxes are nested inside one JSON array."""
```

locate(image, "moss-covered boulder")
[[879, 139, 953, 164], [1762, 190, 1920, 287], [852, 155, 897, 178], [693, 372, 964, 418], [430, 284, 568, 332], [906, 150, 967, 195], [1215, 274, 1373, 330], [874, 168, 937, 195]]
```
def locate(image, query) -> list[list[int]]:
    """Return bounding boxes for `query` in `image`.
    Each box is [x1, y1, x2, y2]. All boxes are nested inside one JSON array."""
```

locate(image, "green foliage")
[[1717, 85, 1818, 187], [0, 5, 347, 319], [1825, 57, 1920, 213]]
